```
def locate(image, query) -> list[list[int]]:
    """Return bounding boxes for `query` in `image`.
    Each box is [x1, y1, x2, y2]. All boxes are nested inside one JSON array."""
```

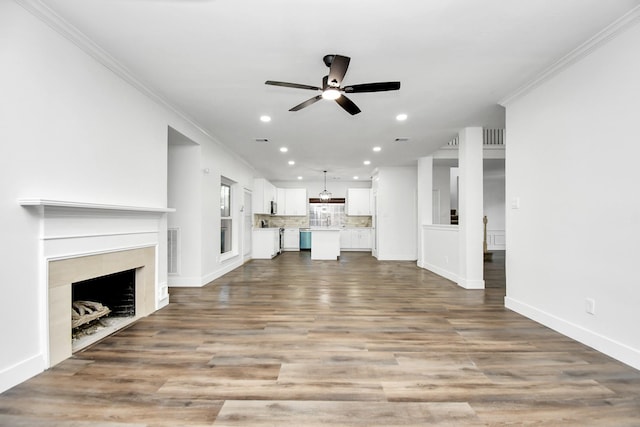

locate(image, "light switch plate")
[[585, 298, 596, 315]]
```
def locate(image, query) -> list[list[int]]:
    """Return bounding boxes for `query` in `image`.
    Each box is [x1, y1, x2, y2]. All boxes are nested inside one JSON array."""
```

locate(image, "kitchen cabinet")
[[353, 228, 372, 249], [286, 188, 308, 215], [275, 188, 308, 216], [252, 228, 280, 259], [283, 228, 300, 250], [340, 229, 351, 248], [253, 178, 276, 215], [340, 228, 372, 251], [347, 188, 371, 216], [276, 188, 286, 215]]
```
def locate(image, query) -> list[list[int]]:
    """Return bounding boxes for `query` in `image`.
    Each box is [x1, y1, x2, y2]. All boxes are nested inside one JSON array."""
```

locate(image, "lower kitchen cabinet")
[[340, 228, 372, 251], [283, 228, 300, 251], [252, 228, 280, 259]]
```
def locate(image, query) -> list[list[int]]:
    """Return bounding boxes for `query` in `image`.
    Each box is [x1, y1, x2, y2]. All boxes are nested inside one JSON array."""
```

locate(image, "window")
[[220, 181, 232, 254], [309, 202, 345, 227]]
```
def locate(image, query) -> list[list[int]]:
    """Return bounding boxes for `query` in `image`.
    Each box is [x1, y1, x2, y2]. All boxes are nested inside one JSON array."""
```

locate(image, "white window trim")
[[220, 176, 238, 261]]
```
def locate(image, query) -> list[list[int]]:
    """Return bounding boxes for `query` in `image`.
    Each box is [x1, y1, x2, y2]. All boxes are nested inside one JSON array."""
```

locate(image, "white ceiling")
[[39, 0, 640, 182]]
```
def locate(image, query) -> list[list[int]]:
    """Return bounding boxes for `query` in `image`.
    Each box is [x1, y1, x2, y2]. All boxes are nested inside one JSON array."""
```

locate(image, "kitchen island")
[[310, 228, 341, 260]]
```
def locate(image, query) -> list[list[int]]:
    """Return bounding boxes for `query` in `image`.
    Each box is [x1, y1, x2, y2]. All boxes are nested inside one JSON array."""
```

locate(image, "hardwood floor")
[[1, 251, 639, 426]]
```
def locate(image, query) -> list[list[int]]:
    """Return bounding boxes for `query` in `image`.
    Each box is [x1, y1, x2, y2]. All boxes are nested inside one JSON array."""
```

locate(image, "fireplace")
[[19, 199, 172, 369], [48, 247, 157, 365]]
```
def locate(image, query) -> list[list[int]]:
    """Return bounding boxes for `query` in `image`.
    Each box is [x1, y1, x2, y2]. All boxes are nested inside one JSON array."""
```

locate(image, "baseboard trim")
[[0, 353, 45, 393], [505, 296, 640, 371], [201, 260, 243, 286], [168, 276, 205, 287], [457, 278, 485, 290], [421, 262, 458, 284], [157, 296, 169, 309]]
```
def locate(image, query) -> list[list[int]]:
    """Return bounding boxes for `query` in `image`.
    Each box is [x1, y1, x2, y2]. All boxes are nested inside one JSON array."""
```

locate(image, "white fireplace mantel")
[[18, 198, 175, 213], [18, 197, 172, 368]]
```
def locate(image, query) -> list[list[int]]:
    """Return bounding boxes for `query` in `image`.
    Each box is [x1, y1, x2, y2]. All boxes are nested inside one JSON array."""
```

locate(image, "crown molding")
[[14, 0, 258, 174], [499, 5, 640, 107], [15, 0, 190, 126]]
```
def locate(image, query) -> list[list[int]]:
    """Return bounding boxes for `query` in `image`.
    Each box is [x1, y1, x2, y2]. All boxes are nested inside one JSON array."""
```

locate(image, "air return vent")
[[167, 228, 179, 274]]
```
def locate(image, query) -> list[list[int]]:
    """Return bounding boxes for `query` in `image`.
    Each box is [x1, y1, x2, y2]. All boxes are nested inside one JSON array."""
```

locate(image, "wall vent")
[[167, 228, 179, 274]]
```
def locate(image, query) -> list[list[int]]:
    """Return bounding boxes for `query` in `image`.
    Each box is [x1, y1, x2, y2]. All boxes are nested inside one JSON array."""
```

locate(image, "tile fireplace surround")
[[19, 199, 172, 368], [49, 247, 155, 365]]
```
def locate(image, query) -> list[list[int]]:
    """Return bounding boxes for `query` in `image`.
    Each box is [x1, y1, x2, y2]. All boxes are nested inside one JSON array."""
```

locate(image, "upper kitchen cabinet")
[[253, 178, 276, 215], [277, 188, 308, 216], [276, 188, 286, 215], [346, 188, 372, 216]]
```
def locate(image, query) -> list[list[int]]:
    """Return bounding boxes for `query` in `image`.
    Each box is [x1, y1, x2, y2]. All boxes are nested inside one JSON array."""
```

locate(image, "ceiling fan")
[[265, 54, 400, 115]]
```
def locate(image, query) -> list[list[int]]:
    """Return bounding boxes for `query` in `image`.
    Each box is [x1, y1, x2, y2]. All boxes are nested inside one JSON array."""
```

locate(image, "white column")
[[458, 127, 485, 289], [417, 156, 434, 226], [417, 156, 434, 267]]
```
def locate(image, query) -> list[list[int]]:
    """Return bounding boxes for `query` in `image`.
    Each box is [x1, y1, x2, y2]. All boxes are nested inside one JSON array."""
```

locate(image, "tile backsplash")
[[345, 216, 372, 227], [254, 214, 371, 228]]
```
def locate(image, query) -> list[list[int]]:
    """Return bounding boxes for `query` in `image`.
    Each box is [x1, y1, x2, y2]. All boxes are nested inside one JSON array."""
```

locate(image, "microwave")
[[270, 200, 277, 215]]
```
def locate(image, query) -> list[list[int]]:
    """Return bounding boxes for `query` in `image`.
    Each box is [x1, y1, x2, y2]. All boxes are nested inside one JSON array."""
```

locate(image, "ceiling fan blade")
[[327, 55, 350, 88], [335, 95, 361, 115], [265, 80, 321, 91], [289, 95, 323, 111], [344, 82, 401, 93]]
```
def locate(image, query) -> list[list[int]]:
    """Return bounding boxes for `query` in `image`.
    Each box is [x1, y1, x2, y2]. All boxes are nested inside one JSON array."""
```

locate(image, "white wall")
[[483, 159, 505, 250], [374, 167, 417, 261], [450, 168, 459, 212], [167, 132, 202, 284], [504, 20, 640, 369], [421, 225, 459, 282], [0, 2, 257, 391], [433, 164, 453, 224], [200, 137, 255, 284], [0, 1, 165, 391]]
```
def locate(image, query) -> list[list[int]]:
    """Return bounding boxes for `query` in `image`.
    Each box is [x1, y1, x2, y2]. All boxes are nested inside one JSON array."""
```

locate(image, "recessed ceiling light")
[[396, 113, 408, 121], [353, 176, 359, 180], [260, 115, 271, 122], [363, 160, 371, 165], [279, 147, 288, 153], [288, 160, 295, 165], [297, 176, 303, 180], [373, 146, 382, 152]]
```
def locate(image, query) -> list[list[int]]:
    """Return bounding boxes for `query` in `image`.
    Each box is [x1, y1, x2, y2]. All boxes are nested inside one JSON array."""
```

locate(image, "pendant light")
[[319, 170, 332, 202]]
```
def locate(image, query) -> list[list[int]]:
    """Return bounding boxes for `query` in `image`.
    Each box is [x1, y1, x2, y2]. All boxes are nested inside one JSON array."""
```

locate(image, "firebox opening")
[[71, 268, 136, 346]]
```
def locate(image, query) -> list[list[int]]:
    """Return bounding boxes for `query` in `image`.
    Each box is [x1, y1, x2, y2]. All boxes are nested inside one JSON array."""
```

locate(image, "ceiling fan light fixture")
[[322, 88, 341, 100], [265, 54, 400, 115]]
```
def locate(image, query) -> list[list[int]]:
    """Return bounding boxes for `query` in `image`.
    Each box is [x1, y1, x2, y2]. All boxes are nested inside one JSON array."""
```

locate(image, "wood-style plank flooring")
[[2, 251, 640, 426]]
